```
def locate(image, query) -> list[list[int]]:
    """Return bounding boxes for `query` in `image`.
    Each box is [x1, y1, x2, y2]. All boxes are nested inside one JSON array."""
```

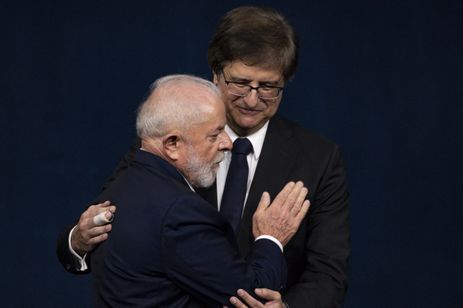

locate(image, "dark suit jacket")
[[57, 114, 349, 307], [90, 149, 286, 307], [200, 116, 350, 307]]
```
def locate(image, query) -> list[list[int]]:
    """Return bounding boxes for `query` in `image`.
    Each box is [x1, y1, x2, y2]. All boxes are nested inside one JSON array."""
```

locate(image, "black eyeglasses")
[[222, 73, 284, 100]]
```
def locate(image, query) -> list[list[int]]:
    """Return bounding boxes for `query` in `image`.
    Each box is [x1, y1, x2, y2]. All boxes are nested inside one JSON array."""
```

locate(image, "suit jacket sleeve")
[[56, 138, 141, 274], [284, 145, 350, 308], [162, 195, 287, 307], [56, 224, 91, 274]]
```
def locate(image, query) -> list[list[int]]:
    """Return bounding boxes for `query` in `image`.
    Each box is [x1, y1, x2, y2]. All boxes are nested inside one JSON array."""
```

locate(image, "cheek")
[[265, 104, 278, 116], [200, 143, 218, 161], [223, 95, 238, 111], [265, 100, 281, 116], [210, 144, 220, 157]]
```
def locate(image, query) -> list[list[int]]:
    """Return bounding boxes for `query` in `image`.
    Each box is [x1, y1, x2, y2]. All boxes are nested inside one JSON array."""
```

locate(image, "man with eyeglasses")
[[57, 6, 349, 308]]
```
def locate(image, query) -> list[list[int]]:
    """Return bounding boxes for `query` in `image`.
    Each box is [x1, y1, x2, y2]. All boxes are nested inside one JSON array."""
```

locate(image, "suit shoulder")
[[272, 115, 339, 153], [167, 192, 221, 220]]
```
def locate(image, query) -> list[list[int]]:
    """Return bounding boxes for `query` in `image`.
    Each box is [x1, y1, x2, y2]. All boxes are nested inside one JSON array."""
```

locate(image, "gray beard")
[[184, 146, 222, 188]]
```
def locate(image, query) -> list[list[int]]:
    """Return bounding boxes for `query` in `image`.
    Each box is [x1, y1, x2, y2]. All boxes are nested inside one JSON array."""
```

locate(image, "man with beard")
[[90, 74, 310, 307], [58, 6, 350, 308]]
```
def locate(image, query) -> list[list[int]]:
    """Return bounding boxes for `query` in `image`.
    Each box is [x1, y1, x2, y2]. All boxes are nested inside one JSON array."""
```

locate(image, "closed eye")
[[208, 134, 219, 142], [232, 81, 249, 88]]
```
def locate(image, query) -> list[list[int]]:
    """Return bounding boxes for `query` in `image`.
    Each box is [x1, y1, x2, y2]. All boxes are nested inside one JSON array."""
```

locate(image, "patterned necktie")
[[220, 138, 253, 232]]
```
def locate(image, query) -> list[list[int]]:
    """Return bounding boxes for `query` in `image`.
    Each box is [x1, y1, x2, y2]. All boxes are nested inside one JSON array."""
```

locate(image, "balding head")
[[135, 74, 232, 188], [136, 75, 222, 139]]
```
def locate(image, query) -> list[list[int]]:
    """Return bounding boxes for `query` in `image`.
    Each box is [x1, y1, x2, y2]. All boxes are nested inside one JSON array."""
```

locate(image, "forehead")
[[194, 97, 226, 128], [176, 83, 222, 109], [224, 61, 283, 82]]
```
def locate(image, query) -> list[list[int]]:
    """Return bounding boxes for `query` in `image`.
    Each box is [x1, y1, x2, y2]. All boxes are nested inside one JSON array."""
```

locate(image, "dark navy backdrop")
[[2, 0, 462, 307]]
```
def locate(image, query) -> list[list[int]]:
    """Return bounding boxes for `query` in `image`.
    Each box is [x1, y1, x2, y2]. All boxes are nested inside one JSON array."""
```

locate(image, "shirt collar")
[[182, 176, 195, 192], [225, 121, 269, 160]]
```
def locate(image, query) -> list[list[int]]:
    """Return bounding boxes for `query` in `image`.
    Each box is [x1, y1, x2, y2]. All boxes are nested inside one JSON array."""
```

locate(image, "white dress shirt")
[[216, 122, 269, 211]]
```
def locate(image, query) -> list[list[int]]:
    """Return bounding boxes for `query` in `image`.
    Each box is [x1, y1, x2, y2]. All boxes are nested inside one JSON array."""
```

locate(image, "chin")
[[192, 171, 217, 188], [194, 180, 215, 189]]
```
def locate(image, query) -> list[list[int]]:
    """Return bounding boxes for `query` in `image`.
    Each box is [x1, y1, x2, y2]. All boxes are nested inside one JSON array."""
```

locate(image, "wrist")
[[68, 226, 89, 271], [255, 235, 283, 252], [69, 226, 86, 257]]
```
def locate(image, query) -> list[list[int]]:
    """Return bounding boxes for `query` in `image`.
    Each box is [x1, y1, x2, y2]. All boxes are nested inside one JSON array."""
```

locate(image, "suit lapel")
[[237, 116, 298, 255]]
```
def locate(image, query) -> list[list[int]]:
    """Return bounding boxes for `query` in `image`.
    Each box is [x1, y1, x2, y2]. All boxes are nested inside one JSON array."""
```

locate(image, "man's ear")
[[162, 133, 182, 161], [212, 72, 219, 85]]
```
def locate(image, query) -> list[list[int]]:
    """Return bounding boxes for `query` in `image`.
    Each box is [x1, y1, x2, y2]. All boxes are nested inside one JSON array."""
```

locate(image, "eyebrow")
[[227, 75, 281, 86]]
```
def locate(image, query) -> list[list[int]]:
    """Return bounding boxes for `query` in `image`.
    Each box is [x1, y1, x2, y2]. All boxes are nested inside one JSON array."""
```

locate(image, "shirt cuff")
[[255, 235, 283, 252], [68, 225, 89, 271]]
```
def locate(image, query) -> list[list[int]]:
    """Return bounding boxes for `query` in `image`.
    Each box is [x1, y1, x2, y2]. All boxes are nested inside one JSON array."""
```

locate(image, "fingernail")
[[106, 211, 114, 222]]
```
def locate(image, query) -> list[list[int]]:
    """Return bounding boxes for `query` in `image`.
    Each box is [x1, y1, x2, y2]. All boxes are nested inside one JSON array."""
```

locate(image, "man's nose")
[[219, 131, 233, 151], [243, 88, 259, 108]]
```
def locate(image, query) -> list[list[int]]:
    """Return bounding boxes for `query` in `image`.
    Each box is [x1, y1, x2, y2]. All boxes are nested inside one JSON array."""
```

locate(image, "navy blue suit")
[[91, 149, 286, 307], [57, 114, 349, 307]]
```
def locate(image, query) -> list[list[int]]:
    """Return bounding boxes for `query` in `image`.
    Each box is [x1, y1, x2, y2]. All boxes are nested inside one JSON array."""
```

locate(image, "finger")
[[254, 288, 282, 301], [291, 187, 308, 216], [97, 202, 117, 214], [229, 296, 246, 308], [86, 232, 109, 246], [255, 192, 271, 216], [236, 289, 263, 307], [295, 199, 310, 223], [82, 204, 111, 220], [85, 224, 112, 239], [271, 182, 295, 209], [93, 211, 114, 226], [81, 207, 113, 228], [94, 200, 111, 208], [281, 181, 304, 211]]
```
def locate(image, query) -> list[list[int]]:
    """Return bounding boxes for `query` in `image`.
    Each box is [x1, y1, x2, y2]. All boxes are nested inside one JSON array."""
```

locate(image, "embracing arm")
[[56, 138, 140, 273], [283, 146, 350, 308], [56, 202, 115, 273], [162, 198, 286, 307], [163, 182, 309, 307], [56, 224, 88, 274]]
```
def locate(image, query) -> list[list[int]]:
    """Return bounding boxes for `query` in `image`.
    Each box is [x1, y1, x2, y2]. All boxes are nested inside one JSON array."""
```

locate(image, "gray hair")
[[136, 74, 222, 139]]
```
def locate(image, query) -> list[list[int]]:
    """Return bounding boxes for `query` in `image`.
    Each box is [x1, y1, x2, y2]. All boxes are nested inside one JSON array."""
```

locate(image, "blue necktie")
[[220, 138, 253, 232]]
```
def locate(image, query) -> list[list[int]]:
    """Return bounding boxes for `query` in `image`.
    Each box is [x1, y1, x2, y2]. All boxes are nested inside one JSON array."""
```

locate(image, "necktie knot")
[[220, 137, 252, 233], [232, 138, 253, 155]]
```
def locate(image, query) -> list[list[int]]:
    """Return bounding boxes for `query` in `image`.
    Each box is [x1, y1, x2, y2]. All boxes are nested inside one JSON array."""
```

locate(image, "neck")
[[141, 138, 169, 162]]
